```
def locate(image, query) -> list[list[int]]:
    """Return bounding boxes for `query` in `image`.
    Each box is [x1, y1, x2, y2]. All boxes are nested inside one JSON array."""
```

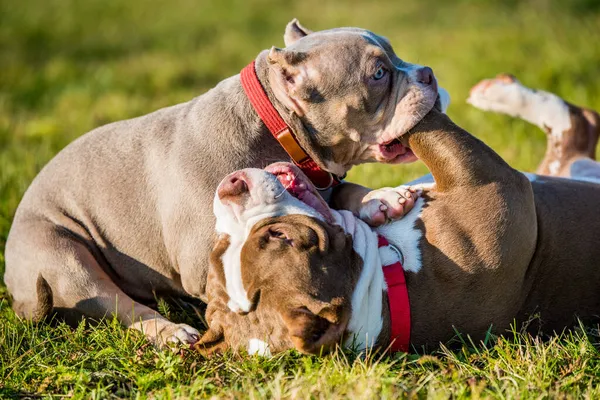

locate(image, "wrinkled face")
[[268, 21, 450, 175], [201, 163, 362, 355]]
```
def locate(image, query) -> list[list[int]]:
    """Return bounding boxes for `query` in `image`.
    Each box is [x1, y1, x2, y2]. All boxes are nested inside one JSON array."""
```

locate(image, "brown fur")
[[199, 215, 363, 354], [392, 109, 600, 348], [537, 105, 600, 177], [401, 110, 538, 346]]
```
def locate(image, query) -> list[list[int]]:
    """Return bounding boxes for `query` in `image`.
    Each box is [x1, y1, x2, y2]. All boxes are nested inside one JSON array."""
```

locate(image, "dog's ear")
[[282, 296, 344, 354], [210, 234, 231, 268], [284, 19, 313, 47], [267, 47, 310, 117], [195, 325, 228, 356]]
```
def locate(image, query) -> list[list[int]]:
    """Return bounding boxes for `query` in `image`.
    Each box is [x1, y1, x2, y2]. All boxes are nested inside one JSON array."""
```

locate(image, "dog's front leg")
[[5, 221, 200, 349]]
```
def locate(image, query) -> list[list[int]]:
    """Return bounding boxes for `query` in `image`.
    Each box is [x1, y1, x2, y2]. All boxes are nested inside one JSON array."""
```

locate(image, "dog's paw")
[[467, 74, 526, 115], [159, 323, 201, 348], [358, 186, 420, 227], [133, 319, 201, 350]]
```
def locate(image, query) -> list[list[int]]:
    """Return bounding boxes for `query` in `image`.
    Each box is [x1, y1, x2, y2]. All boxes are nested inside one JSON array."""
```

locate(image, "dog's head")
[[264, 20, 450, 175], [198, 163, 366, 355]]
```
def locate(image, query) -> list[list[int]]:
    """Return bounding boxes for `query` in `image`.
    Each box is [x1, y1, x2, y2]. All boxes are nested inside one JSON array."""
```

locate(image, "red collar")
[[378, 235, 411, 352], [240, 61, 342, 190]]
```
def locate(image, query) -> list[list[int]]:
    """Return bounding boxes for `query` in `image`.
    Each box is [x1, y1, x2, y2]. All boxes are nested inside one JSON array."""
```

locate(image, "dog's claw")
[[358, 186, 420, 227], [155, 323, 201, 351]]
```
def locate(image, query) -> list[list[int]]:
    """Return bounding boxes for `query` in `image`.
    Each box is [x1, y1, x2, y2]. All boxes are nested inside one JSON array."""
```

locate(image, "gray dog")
[[4, 20, 443, 346]]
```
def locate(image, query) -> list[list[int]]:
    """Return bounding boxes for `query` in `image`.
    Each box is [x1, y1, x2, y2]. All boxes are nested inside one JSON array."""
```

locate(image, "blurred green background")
[[1, 0, 600, 277]]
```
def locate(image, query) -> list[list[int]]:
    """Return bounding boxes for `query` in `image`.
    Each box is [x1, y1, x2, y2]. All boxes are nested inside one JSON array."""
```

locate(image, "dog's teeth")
[[286, 175, 292, 181]]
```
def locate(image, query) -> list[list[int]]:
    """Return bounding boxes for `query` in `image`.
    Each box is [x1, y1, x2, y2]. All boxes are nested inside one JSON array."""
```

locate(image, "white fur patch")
[[331, 210, 385, 351], [248, 338, 272, 357], [222, 237, 251, 313], [468, 81, 571, 134], [374, 197, 425, 273], [379, 244, 403, 266], [548, 160, 561, 175]]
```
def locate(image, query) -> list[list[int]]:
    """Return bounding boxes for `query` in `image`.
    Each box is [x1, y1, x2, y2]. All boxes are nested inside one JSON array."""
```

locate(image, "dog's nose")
[[416, 66, 434, 86], [218, 172, 249, 201]]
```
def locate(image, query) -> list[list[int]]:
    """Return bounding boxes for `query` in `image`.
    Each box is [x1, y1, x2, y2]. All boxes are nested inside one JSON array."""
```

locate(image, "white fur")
[[549, 160, 561, 175], [379, 244, 403, 266], [525, 163, 600, 184], [331, 210, 385, 350], [333, 196, 420, 351], [468, 81, 571, 134], [220, 237, 251, 313], [375, 197, 426, 273], [248, 338, 272, 357]]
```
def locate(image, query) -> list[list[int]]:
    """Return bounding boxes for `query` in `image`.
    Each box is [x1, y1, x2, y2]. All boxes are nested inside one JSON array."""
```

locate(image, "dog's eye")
[[373, 66, 387, 81], [266, 228, 294, 246], [269, 229, 287, 239]]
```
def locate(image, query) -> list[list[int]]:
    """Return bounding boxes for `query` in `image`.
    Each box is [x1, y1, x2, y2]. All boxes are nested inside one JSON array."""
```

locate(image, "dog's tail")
[[31, 274, 54, 321]]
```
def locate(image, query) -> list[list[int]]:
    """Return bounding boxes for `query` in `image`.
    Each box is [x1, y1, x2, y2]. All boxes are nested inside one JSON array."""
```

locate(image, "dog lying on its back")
[[200, 91, 600, 355], [4, 20, 446, 346]]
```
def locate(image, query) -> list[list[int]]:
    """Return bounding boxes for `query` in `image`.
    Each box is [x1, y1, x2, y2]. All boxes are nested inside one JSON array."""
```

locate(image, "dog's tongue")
[[380, 139, 408, 159], [268, 165, 334, 222]]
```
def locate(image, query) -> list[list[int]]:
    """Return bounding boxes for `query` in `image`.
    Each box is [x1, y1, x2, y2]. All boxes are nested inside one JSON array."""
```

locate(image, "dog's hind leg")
[[467, 74, 600, 180], [4, 217, 200, 348]]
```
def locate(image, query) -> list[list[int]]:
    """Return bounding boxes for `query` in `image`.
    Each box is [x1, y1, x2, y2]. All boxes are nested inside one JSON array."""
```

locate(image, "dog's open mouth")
[[379, 138, 418, 163], [377, 92, 446, 164], [264, 164, 334, 223]]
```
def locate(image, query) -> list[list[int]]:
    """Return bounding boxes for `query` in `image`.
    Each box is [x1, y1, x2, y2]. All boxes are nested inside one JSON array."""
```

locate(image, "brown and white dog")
[[468, 73, 600, 180], [200, 88, 600, 355]]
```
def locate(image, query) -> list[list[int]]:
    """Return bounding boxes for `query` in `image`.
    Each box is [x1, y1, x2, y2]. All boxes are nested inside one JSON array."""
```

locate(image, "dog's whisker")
[[274, 178, 293, 199]]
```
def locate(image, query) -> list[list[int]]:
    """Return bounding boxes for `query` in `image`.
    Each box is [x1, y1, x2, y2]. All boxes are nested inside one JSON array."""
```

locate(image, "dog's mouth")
[[378, 138, 418, 164], [264, 163, 334, 223], [376, 93, 445, 164]]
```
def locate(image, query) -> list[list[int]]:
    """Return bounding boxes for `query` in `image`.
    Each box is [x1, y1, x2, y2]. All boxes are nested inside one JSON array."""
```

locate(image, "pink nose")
[[416, 66, 434, 86], [218, 172, 249, 201]]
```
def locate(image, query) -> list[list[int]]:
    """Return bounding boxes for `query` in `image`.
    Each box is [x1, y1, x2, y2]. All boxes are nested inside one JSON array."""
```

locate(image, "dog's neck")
[[330, 209, 391, 350]]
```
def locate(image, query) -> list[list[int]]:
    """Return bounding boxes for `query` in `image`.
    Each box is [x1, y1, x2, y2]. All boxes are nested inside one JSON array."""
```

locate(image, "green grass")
[[2, 0, 600, 397]]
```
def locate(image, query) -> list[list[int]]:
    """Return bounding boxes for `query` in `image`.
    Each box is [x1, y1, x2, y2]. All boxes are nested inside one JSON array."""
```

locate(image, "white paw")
[[132, 319, 201, 349], [467, 74, 527, 116], [161, 323, 201, 347], [358, 186, 421, 227]]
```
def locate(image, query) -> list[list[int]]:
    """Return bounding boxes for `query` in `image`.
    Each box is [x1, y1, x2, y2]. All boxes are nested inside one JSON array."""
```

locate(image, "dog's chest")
[[374, 197, 426, 273]]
